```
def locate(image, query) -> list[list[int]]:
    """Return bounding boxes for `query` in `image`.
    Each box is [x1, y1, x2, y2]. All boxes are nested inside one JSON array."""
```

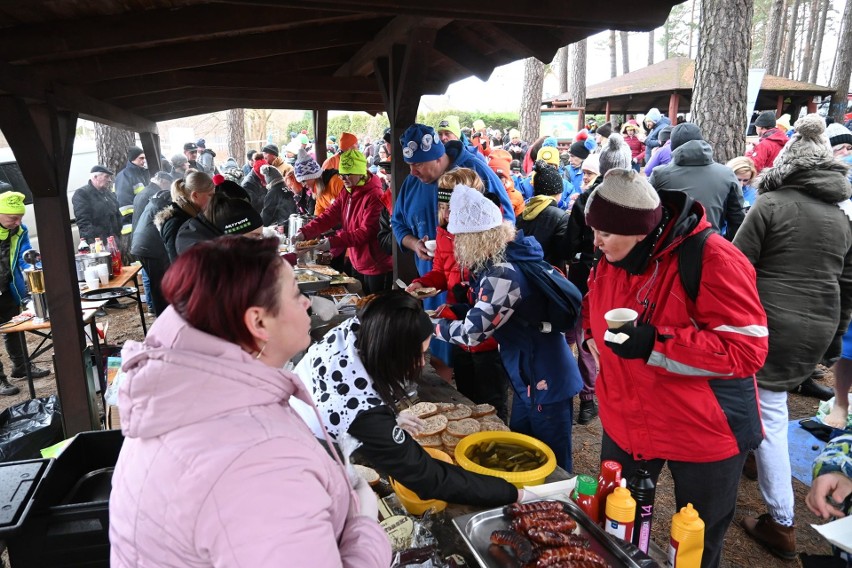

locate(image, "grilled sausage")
[[526, 528, 589, 548], [534, 546, 607, 567], [490, 529, 536, 564], [505, 500, 566, 517]]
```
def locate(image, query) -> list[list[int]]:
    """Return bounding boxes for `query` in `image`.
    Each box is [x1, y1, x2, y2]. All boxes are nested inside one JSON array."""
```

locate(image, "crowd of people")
[[92, 111, 852, 566]]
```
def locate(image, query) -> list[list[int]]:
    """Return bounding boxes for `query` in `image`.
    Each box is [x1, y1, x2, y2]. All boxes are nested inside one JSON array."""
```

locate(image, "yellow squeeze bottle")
[[604, 479, 636, 542], [667, 503, 704, 568]]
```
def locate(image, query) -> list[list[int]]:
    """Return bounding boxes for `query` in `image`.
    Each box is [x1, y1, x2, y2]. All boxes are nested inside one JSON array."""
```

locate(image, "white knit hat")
[[294, 148, 322, 182], [447, 184, 502, 234]]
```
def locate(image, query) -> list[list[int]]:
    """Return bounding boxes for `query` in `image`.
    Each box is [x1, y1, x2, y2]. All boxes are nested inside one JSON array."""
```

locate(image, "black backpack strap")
[[677, 227, 713, 302]]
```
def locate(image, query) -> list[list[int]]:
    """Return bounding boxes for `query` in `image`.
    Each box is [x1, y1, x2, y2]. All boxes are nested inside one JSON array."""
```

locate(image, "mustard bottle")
[[604, 479, 636, 542], [667, 503, 704, 568]]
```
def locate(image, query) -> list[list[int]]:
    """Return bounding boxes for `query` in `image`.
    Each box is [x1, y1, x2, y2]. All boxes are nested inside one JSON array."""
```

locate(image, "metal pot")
[[288, 214, 311, 240], [76, 252, 113, 282], [74, 254, 88, 282]]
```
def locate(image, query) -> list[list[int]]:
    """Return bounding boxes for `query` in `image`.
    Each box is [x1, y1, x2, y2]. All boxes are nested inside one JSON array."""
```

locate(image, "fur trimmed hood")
[[756, 155, 851, 203]]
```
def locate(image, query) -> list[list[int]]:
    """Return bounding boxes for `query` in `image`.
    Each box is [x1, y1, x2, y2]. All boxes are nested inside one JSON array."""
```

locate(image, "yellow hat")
[[473, 119, 486, 132], [537, 146, 560, 166], [0, 192, 26, 215], [338, 148, 368, 176]]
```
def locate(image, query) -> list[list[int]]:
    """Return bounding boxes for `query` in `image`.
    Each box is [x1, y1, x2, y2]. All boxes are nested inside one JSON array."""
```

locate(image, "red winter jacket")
[[300, 174, 392, 276], [413, 227, 498, 353], [746, 128, 788, 173], [582, 192, 768, 463]]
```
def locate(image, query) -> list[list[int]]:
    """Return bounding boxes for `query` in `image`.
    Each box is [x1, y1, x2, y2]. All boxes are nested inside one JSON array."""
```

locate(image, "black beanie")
[[128, 146, 144, 161], [569, 141, 591, 160], [596, 122, 613, 139], [532, 161, 563, 196], [659, 126, 674, 144], [670, 123, 703, 150], [754, 111, 777, 128], [215, 179, 251, 202], [211, 197, 264, 235]]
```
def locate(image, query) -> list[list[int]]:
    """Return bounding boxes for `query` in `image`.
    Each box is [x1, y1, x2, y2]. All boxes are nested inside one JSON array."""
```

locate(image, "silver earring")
[[255, 342, 267, 360]]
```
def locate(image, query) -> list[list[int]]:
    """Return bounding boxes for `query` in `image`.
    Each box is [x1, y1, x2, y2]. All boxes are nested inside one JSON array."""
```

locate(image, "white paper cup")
[[604, 308, 638, 329], [96, 264, 109, 285], [85, 277, 100, 290], [84, 267, 99, 281], [424, 240, 437, 257]]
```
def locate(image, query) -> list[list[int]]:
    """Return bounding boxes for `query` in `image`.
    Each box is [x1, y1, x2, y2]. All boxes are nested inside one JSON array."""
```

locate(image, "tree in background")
[[518, 57, 545, 144], [810, 0, 830, 83], [692, 0, 753, 163], [781, 0, 801, 77], [245, 109, 273, 148], [830, 0, 852, 124], [95, 123, 134, 175], [761, 0, 784, 74], [648, 30, 655, 66], [226, 109, 245, 164], [620, 31, 630, 74], [660, 1, 699, 58], [555, 46, 570, 94], [571, 39, 588, 111], [609, 31, 617, 78]]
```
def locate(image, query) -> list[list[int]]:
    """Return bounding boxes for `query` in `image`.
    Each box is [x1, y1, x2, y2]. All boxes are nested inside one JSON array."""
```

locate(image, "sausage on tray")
[[511, 514, 577, 534], [533, 546, 607, 567], [504, 500, 566, 517], [490, 529, 536, 565], [526, 528, 590, 548]]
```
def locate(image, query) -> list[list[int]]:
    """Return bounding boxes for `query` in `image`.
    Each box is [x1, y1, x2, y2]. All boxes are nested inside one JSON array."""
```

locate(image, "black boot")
[[10, 364, 50, 379], [789, 377, 833, 401], [577, 399, 599, 425], [0, 377, 19, 396]]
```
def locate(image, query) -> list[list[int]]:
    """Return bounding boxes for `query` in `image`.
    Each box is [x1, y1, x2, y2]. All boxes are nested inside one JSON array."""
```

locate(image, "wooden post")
[[605, 100, 611, 123], [668, 92, 679, 123], [0, 97, 96, 435], [138, 132, 161, 176], [313, 110, 328, 164], [807, 98, 817, 113], [776, 95, 784, 116]]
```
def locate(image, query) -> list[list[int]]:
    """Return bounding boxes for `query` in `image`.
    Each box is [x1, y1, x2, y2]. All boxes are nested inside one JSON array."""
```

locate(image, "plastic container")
[[627, 466, 656, 553], [390, 447, 453, 515], [107, 236, 122, 275], [454, 431, 557, 488], [571, 474, 600, 524], [596, 459, 622, 526], [668, 503, 705, 568], [604, 479, 635, 543]]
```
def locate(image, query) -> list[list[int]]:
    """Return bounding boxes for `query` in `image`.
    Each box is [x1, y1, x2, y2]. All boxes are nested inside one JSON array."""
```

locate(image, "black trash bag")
[[0, 396, 62, 462]]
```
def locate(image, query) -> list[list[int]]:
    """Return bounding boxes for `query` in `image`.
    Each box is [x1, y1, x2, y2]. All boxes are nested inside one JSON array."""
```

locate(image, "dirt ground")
[[0, 301, 840, 568]]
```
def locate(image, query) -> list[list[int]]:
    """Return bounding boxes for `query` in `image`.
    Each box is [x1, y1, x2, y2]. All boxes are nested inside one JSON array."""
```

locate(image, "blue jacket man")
[[643, 108, 672, 162], [0, 188, 48, 394]]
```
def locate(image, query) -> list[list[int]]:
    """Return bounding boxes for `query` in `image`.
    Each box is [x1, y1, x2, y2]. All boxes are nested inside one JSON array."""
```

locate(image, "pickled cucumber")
[[465, 442, 546, 472]]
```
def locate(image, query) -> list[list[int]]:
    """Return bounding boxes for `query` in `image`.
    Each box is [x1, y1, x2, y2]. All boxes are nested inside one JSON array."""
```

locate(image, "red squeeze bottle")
[[107, 235, 123, 275], [571, 474, 601, 524], [596, 460, 622, 526]]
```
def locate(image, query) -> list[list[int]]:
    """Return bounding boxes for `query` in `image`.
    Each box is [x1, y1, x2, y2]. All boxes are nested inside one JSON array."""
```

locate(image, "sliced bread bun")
[[413, 433, 443, 448], [441, 431, 462, 450], [446, 417, 481, 438], [354, 464, 380, 486], [407, 401, 438, 419], [479, 420, 511, 432], [433, 402, 456, 413], [444, 405, 473, 421], [419, 414, 448, 436], [470, 403, 496, 417]]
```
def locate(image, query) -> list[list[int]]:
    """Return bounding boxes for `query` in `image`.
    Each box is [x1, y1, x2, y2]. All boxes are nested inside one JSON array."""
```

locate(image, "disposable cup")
[[424, 240, 437, 257], [96, 264, 109, 285], [85, 277, 100, 290], [604, 308, 638, 329], [84, 267, 99, 281]]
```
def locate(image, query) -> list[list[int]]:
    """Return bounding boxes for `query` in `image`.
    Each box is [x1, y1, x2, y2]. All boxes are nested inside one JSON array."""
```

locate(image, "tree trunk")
[[782, 0, 800, 77], [809, 0, 829, 83], [692, 0, 754, 163], [571, 39, 588, 109], [95, 123, 135, 175], [245, 109, 273, 150], [830, 0, 852, 124], [648, 30, 655, 65], [518, 57, 545, 143], [663, 21, 671, 60], [556, 46, 570, 94], [226, 109, 246, 163], [609, 31, 617, 78], [688, 0, 697, 59], [798, 0, 816, 82], [620, 31, 630, 74]]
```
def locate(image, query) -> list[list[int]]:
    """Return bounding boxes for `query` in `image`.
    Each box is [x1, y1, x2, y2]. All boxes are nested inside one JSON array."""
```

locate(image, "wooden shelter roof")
[[0, 0, 681, 127], [545, 57, 833, 114]]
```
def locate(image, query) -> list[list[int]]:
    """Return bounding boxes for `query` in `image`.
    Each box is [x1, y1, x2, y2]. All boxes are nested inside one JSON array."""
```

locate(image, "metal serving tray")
[[294, 268, 332, 292], [452, 499, 644, 568]]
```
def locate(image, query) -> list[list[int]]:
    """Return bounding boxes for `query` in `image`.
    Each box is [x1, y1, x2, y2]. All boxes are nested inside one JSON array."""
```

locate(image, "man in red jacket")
[[746, 111, 788, 173]]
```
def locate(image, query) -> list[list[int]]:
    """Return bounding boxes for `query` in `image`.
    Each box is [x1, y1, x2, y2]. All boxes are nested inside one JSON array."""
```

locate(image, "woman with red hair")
[[109, 236, 390, 568]]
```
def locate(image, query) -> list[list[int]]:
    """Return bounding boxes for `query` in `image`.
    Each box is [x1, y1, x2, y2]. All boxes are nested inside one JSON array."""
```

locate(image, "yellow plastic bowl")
[[454, 431, 556, 488], [390, 447, 453, 515]]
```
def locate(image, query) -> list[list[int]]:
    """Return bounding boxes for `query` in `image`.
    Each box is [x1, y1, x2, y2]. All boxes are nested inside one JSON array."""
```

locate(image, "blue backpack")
[[514, 260, 583, 333]]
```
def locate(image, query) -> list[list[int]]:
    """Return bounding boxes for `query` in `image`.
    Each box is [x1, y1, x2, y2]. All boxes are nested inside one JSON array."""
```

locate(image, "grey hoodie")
[[649, 139, 744, 240]]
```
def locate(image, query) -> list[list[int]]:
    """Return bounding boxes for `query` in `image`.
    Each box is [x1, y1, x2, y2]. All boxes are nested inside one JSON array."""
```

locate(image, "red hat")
[[339, 132, 358, 151]]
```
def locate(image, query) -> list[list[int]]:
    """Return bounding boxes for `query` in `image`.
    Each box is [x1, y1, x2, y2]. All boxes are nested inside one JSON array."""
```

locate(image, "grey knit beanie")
[[598, 133, 632, 175]]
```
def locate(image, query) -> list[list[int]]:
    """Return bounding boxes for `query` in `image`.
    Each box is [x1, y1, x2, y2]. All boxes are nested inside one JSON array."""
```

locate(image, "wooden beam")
[[31, 21, 375, 83], [139, 133, 162, 177], [211, 0, 675, 30], [313, 110, 328, 164], [141, 99, 386, 121], [2, 6, 377, 64], [434, 27, 496, 81], [116, 87, 384, 111], [0, 97, 96, 435], [0, 61, 158, 133], [95, 72, 381, 101]]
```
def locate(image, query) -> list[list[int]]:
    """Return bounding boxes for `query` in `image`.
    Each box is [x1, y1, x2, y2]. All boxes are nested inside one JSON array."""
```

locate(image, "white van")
[[0, 140, 97, 250]]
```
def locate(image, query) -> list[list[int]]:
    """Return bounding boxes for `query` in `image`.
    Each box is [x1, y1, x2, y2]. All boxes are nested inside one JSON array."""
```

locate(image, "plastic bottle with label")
[[604, 479, 636, 543], [78, 238, 90, 254], [107, 235, 123, 275], [627, 465, 656, 554], [571, 474, 600, 524], [596, 460, 622, 526], [93, 238, 103, 253], [667, 503, 704, 568]]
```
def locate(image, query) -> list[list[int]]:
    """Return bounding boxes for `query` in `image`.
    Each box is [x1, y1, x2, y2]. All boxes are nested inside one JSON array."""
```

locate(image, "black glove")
[[449, 303, 470, 319], [604, 322, 657, 360]]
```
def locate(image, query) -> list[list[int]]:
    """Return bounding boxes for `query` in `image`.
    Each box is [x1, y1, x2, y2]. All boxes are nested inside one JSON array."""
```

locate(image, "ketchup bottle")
[[107, 235, 123, 275], [596, 460, 622, 526], [571, 474, 600, 524]]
